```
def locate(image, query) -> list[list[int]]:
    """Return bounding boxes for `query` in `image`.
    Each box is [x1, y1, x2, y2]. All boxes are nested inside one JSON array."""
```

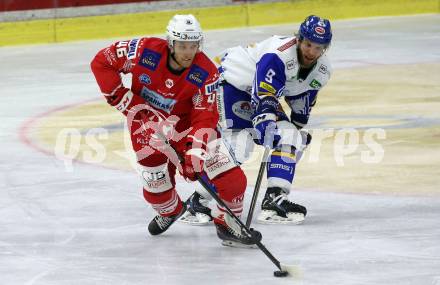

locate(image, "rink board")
[[0, 0, 438, 46]]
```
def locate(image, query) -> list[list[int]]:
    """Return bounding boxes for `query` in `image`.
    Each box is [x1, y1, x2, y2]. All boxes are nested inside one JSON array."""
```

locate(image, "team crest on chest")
[[139, 73, 151, 85]]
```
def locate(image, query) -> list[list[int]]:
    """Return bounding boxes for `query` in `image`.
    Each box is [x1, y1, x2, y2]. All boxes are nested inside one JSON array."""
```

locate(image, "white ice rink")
[[1, 15, 440, 284]]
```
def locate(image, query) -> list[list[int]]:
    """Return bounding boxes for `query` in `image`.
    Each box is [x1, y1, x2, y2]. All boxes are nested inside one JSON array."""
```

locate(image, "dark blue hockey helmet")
[[299, 15, 332, 46]]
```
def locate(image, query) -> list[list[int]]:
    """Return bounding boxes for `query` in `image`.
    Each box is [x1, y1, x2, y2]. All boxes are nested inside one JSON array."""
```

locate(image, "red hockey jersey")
[[91, 37, 220, 147]]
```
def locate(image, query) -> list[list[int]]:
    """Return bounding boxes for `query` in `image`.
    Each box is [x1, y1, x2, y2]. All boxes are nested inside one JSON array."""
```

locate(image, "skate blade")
[[257, 211, 305, 225], [178, 212, 212, 226], [221, 240, 258, 249]]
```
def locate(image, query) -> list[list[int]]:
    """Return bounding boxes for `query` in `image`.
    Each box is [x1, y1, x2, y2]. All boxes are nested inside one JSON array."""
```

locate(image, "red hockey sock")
[[143, 188, 183, 217], [211, 167, 247, 223]]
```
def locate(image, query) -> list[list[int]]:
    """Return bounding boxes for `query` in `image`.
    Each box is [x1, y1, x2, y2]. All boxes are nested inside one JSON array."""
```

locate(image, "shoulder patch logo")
[[286, 60, 296, 70], [319, 64, 327, 74], [186, 64, 209, 87], [139, 48, 161, 71], [309, 79, 322, 89], [277, 38, 297, 52]]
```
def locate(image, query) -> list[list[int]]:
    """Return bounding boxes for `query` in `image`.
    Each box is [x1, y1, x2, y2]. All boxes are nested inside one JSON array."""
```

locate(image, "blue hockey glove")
[[252, 95, 281, 148], [252, 113, 281, 148], [276, 109, 289, 122]]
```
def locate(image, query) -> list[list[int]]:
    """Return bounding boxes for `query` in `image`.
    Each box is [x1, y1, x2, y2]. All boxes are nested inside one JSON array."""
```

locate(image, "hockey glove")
[[252, 113, 281, 148], [276, 109, 289, 122], [182, 146, 207, 181], [252, 96, 281, 148], [298, 130, 312, 151]]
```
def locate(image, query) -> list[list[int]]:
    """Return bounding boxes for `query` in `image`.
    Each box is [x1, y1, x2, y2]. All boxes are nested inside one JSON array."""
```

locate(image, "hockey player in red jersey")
[[91, 14, 259, 248]]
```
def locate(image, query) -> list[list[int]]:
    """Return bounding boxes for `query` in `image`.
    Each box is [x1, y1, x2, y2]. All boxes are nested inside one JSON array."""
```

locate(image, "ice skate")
[[179, 192, 213, 225], [257, 187, 307, 225]]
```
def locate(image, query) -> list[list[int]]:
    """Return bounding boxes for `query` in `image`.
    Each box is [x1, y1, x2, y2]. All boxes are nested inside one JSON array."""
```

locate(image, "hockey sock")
[[143, 188, 183, 217], [267, 149, 296, 190], [211, 167, 246, 222]]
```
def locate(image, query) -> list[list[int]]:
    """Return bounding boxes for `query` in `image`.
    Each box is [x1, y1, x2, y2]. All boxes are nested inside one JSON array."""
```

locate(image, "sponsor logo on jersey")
[[286, 60, 296, 70], [165, 79, 174, 88], [205, 148, 230, 173], [143, 170, 166, 182], [103, 47, 117, 64], [309, 79, 322, 89], [257, 91, 274, 97], [115, 92, 133, 112], [127, 38, 139, 60], [186, 65, 209, 87], [232, 101, 253, 121], [139, 48, 161, 71], [122, 60, 134, 73], [269, 163, 292, 171], [232, 194, 244, 204], [140, 86, 176, 114], [205, 79, 219, 95], [277, 38, 297, 52], [319, 64, 327, 74], [143, 170, 167, 188], [259, 81, 276, 94], [192, 91, 203, 107], [139, 74, 151, 85]]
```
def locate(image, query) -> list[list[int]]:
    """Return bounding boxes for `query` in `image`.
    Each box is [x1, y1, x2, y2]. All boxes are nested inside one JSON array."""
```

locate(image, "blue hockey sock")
[[267, 150, 296, 190]]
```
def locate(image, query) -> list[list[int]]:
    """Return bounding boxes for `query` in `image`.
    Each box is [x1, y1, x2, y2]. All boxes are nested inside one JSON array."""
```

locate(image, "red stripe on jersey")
[[277, 38, 297, 52]]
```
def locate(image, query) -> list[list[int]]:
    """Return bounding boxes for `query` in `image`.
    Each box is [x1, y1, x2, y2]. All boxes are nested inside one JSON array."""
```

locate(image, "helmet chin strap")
[[169, 48, 185, 70], [167, 47, 187, 75], [170, 52, 180, 66]]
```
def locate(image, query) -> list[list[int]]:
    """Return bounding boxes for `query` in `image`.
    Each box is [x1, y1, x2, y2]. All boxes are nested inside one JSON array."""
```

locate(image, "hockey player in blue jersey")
[[180, 15, 332, 225]]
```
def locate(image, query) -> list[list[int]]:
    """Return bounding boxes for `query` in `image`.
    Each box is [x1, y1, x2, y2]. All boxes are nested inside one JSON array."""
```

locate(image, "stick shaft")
[[245, 147, 271, 227], [196, 172, 282, 271]]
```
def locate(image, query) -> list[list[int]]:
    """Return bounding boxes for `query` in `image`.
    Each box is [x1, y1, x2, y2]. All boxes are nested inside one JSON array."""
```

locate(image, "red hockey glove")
[[182, 147, 207, 181]]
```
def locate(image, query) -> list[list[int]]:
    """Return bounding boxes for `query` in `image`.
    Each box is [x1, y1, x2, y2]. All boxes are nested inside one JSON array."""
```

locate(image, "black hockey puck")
[[273, 270, 288, 277]]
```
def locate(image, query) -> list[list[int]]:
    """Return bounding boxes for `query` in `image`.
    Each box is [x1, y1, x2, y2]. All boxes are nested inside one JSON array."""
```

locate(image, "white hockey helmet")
[[166, 14, 203, 49]]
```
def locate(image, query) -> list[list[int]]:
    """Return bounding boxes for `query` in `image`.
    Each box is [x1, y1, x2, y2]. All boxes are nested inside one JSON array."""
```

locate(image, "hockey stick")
[[156, 135, 295, 277], [245, 146, 271, 228], [193, 171, 296, 277]]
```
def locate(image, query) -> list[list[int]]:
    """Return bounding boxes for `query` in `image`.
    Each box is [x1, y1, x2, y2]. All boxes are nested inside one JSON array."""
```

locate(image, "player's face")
[[172, 41, 199, 68], [298, 38, 326, 68]]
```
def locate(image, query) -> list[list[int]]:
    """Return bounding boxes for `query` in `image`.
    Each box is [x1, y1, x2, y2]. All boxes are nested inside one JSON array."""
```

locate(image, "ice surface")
[[1, 14, 439, 285]]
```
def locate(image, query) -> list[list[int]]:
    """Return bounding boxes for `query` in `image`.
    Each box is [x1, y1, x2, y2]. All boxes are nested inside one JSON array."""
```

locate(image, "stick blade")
[[280, 263, 302, 278]]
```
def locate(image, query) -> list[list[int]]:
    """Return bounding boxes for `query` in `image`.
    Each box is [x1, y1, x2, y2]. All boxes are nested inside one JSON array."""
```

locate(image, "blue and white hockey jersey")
[[219, 35, 332, 128]]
